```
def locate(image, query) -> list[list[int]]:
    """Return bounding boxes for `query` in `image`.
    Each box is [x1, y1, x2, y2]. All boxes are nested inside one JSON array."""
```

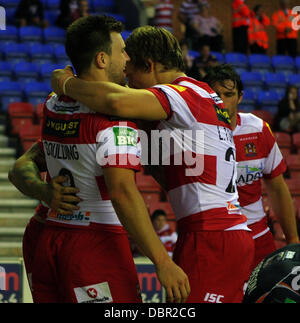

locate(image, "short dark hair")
[[151, 209, 167, 221], [65, 15, 123, 76], [125, 26, 185, 72], [203, 64, 244, 96]]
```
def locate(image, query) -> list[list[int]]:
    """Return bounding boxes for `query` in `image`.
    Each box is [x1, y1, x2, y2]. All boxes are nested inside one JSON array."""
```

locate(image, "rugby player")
[[51, 26, 255, 303], [204, 64, 299, 270]]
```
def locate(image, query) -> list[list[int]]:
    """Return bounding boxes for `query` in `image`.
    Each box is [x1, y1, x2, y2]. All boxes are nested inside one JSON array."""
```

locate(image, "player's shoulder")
[[238, 112, 265, 133]]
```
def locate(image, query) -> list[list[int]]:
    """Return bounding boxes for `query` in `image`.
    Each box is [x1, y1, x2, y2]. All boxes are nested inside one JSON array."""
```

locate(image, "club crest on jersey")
[[214, 105, 231, 125], [245, 142, 257, 157]]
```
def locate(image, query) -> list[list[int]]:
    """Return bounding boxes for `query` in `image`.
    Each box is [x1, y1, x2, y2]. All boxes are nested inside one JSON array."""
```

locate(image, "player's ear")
[[145, 59, 155, 73], [95, 51, 108, 69], [238, 91, 244, 105]]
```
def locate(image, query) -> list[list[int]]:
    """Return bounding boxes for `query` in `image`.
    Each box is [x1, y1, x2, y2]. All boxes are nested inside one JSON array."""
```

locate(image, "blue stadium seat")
[[14, 62, 40, 83], [288, 74, 300, 87], [1, 0, 20, 8], [0, 61, 13, 82], [211, 51, 225, 63], [272, 55, 295, 74], [3, 43, 30, 64], [0, 26, 18, 42], [105, 13, 126, 24], [46, 0, 60, 10], [54, 45, 70, 64], [5, 8, 17, 25], [19, 26, 43, 43], [43, 27, 66, 43], [40, 63, 64, 84], [249, 54, 272, 74], [44, 10, 60, 25], [239, 89, 256, 112], [264, 72, 287, 91], [24, 82, 52, 106], [29, 43, 55, 65], [296, 57, 300, 73], [0, 81, 24, 112], [241, 71, 264, 93], [225, 53, 248, 69], [121, 30, 132, 41], [257, 90, 280, 115], [188, 50, 199, 60], [92, 0, 115, 12]]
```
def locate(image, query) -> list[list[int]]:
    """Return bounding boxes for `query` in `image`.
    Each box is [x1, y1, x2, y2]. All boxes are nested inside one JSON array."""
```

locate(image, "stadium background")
[[0, 0, 299, 303]]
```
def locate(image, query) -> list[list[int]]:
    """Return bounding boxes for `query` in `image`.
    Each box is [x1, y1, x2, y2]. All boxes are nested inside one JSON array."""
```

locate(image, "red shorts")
[[173, 229, 254, 303], [22, 217, 45, 290], [31, 224, 142, 303]]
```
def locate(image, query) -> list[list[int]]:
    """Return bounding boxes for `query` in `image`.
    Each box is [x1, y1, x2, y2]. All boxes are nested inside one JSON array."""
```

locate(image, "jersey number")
[[225, 148, 236, 193]]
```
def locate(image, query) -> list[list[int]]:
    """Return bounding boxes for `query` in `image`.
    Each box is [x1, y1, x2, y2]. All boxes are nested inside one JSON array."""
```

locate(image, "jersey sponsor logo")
[[226, 201, 241, 214], [44, 116, 80, 138], [245, 142, 257, 157], [44, 141, 79, 160], [214, 105, 231, 125], [48, 210, 90, 222], [113, 126, 138, 147], [74, 282, 112, 303], [53, 104, 80, 113], [203, 293, 224, 303], [237, 163, 263, 184]]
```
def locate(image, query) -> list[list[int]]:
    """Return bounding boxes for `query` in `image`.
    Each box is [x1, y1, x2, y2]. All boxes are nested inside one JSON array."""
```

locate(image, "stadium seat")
[[0, 25, 18, 42], [241, 72, 264, 93], [274, 132, 292, 149], [188, 50, 199, 60], [292, 133, 300, 150], [0, 81, 24, 112], [1, 0, 20, 7], [264, 72, 287, 92], [238, 89, 256, 112], [43, 27, 66, 43], [35, 103, 44, 122], [272, 55, 295, 74], [296, 56, 300, 73], [53, 45, 69, 64], [285, 154, 300, 171], [257, 90, 280, 115], [121, 30, 132, 41], [19, 26, 43, 43], [225, 53, 248, 69], [285, 178, 300, 195], [44, 10, 60, 26], [46, 0, 60, 10], [8, 102, 35, 135], [29, 43, 55, 65], [0, 61, 13, 82], [92, 0, 115, 12], [3, 42, 30, 64], [19, 124, 42, 151], [14, 62, 40, 83], [288, 74, 300, 87], [251, 110, 274, 127], [24, 82, 52, 106], [106, 13, 126, 24], [248, 54, 272, 73], [136, 173, 161, 192], [211, 51, 225, 63], [40, 63, 64, 84]]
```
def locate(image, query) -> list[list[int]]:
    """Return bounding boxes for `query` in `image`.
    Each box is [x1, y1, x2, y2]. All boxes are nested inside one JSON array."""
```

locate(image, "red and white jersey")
[[234, 113, 286, 228], [41, 93, 141, 229], [156, 223, 177, 257], [147, 77, 248, 231], [154, 0, 174, 33]]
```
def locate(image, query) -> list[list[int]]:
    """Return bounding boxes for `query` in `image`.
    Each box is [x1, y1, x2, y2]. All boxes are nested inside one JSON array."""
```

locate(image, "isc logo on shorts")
[[204, 293, 224, 303], [74, 282, 113, 303]]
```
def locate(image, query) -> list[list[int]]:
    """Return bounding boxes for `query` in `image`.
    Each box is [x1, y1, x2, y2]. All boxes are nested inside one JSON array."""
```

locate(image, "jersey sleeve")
[[95, 121, 141, 171], [262, 122, 287, 179], [147, 87, 172, 118]]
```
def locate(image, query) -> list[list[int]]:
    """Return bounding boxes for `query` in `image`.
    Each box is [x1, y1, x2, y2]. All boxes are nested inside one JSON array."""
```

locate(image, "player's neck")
[[231, 113, 237, 130], [154, 64, 186, 85], [79, 69, 108, 82]]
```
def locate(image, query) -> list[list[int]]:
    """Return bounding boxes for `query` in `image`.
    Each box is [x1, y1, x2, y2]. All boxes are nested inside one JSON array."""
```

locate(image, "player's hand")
[[155, 259, 190, 303], [51, 65, 75, 96], [41, 176, 81, 215]]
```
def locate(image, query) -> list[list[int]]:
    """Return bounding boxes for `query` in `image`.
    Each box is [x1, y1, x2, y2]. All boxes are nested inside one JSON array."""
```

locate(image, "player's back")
[[41, 93, 141, 228], [148, 77, 248, 231]]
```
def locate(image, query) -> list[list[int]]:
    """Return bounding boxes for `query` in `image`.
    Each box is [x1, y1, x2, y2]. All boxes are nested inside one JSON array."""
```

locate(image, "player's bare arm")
[[102, 167, 190, 303], [8, 142, 80, 215], [264, 174, 300, 244], [51, 66, 168, 121]]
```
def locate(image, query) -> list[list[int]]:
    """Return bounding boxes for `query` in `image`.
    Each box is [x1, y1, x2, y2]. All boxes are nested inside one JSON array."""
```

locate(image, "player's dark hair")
[[65, 15, 123, 76], [151, 209, 167, 221], [125, 26, 185, 72], [203, 63, 244, 97]]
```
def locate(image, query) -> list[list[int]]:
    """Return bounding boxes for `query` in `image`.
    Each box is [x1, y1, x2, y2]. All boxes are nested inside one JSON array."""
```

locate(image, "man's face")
[[107, 32, 130, 86], [211, 80, 243, 120], [152, 215, 167, 232], [125, 61, 156, 89]]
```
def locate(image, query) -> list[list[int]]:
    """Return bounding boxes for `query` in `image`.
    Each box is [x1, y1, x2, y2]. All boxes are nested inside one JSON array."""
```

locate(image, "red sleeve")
[[37, 138, 44, 153], [147, 88, 172, 118]]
